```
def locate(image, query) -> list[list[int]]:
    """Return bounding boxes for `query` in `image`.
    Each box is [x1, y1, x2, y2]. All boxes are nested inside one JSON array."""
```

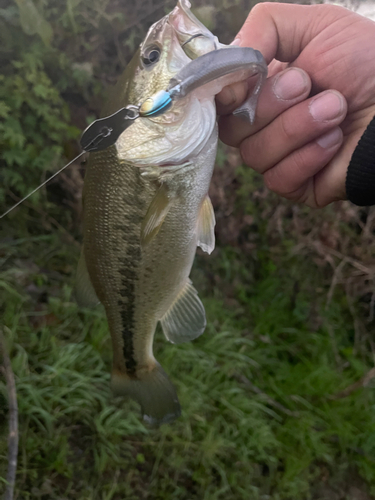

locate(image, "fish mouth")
[[168, 0, 220, 59], [181, 33, 207, 49]]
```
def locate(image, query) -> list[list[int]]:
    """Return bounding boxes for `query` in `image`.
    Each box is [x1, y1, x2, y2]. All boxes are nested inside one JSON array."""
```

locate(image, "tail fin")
[[111, 363, 181, 426]]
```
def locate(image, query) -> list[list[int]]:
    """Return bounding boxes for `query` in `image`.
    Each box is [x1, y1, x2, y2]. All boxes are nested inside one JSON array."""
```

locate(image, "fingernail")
[[230, 38, 241, 46], [273, 68, 309, 100], [316, 127, 342, 149], [309, 92, 344, 121]]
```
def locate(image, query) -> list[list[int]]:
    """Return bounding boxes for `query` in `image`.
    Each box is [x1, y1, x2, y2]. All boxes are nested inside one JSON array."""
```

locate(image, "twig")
[[345, 279, 364, 356], [325, 258, 347, 309], [236, 374, 300, 417], [330, 367, 375, 400], [314, 242, 374, 276], [369, 286, 375, 323], [0, 328, 19, 500]]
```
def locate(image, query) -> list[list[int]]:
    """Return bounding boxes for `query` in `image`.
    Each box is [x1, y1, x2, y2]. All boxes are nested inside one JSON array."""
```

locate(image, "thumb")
[[232, 2, 353, 64]]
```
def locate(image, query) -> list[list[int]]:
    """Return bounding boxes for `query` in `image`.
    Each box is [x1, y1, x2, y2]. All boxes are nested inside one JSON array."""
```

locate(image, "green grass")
[[1, 185, 375, 498]]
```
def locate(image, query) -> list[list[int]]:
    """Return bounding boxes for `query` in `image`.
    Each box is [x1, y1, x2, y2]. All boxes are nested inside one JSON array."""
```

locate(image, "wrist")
[[346, 115, 375, 206]]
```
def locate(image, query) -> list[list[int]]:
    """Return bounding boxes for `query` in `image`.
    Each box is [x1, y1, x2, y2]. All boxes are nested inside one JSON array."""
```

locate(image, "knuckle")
[[263, 168, 283, 193], [240, 138, 264, 172], [239, 129, 275, 172], [263, 150, 307, 196], [279, 112, 300, 143], [239, 142, 254, 169], [240, 2, 271, 33], [250, 2, 271, 16], [289, 148, 307, 175], [248, 3, 263, 17], [284, 150, 309, 192]]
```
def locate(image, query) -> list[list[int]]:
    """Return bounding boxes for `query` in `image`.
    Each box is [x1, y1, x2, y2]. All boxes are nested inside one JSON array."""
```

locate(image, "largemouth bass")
[[75, 0, 265, 425]]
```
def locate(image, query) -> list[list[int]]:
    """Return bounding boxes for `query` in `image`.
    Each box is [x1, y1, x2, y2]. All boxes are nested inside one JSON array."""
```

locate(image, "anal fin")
[[74, 246, 100, 308], [197, 195, 215, 255], [160, 279, 206, 344]]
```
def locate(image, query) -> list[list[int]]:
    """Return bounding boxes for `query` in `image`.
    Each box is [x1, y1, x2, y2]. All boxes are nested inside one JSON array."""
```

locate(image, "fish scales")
[[75, 0, 266, 425], [83, 149, 148, 376]]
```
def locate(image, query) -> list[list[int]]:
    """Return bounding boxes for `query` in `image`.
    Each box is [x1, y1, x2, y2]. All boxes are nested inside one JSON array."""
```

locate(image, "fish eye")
[[142, 45, 161, 66]]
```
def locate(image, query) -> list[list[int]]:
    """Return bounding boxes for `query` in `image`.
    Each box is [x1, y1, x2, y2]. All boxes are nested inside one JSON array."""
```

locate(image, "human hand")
[[217, 3, 375, 207]]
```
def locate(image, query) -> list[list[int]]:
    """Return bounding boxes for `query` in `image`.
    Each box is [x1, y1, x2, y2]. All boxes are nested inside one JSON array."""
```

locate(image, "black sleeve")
[[345, 115, 375, 206]]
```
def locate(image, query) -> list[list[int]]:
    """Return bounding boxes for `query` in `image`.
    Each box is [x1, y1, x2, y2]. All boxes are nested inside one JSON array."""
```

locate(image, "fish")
[[74, 0, 266, 425]]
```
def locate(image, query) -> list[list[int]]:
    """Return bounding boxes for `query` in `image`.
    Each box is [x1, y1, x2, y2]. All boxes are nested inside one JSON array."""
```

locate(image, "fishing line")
[[0, 108, 138, 220], [0, 152, 86, 220], [0, 101, 159, 219]]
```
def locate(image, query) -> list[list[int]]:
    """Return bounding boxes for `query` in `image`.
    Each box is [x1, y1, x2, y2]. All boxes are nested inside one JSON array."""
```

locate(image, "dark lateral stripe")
[[118, 245, 140, 375], [117, 172, 144, 376], [118, 273, 136, 374]]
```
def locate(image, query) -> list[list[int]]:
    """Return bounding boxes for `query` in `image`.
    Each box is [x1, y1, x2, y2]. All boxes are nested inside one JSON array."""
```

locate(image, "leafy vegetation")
[[1, 185, 375, 499], [1, 0, 375, 499]]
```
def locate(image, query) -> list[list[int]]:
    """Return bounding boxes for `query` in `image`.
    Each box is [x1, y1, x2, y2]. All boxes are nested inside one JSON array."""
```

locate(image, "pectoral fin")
[[197, 195, 215, 254], [74, 246, 100, 308], [141, 184, 172, 246], [160, 279, 206, 344]]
